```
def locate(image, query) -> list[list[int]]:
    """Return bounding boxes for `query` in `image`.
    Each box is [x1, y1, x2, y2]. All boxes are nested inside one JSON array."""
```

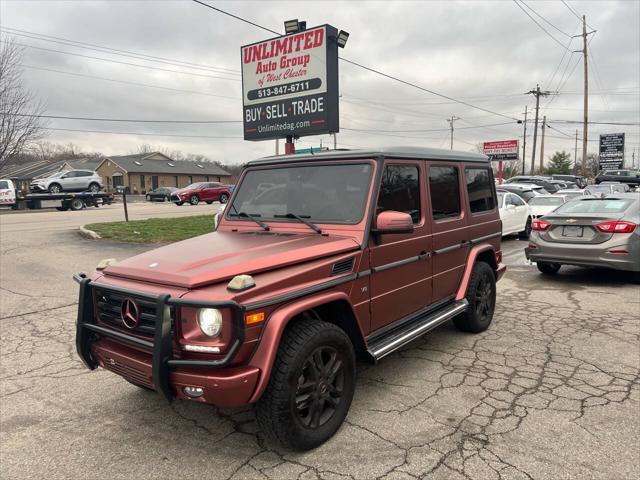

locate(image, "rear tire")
[[453, 261, 496, 333], [48, 183, 62, 194], [255, 319, 356, 451], [537, 262, 561, 275], [69, 198, 84, 211], [89, 182, 100, 193], [518, 217, 532, 239]]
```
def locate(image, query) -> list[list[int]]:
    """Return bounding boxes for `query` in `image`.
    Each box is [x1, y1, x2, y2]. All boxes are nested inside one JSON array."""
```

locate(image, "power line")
[[561, 1, 596, 30], [0, 27, 240, 75], [192, 0, 520, 121], [3, 40, 240, 82], [42, 127, 242, 139], [342, 121, 516, 134], [519, 1, 572, 38], [1, 112, 242, 123], [19, 64, 239, 100], [512, 0, 572, 51]]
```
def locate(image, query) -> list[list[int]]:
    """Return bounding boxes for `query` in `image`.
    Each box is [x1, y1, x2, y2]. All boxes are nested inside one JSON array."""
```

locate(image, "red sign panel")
[[483, 140, 519, 160]]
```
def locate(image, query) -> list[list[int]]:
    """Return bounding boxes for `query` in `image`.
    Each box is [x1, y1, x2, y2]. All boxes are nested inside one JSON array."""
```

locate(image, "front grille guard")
[[74, 273, 246, 402]]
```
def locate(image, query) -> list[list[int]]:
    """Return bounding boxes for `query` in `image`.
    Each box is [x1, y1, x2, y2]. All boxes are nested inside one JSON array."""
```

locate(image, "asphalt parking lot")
[[1, 205, 638, 480]]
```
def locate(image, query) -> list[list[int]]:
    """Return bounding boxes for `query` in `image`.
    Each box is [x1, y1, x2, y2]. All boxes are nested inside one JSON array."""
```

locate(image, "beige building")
[[95, 152, 232, 193]]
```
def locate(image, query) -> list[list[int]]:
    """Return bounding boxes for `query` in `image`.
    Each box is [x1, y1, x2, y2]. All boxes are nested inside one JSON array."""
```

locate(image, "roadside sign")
[[483, 140, 519, 161], [599, 133, 625, 170], [241, 25, 340, 141]]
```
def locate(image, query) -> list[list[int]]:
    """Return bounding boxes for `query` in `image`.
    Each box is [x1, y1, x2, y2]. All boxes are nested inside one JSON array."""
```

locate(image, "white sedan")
[[497, 191, 532, 238], [528, 195, 568, 218]]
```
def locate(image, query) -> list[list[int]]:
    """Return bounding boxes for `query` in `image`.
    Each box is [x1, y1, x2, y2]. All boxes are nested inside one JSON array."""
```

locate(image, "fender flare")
[[455, 244, 497, 301], [247, 290, 354, 403]]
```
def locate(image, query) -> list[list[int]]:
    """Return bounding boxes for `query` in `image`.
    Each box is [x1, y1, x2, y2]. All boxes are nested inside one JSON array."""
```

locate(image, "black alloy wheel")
[[295, 346, 345, 429], [473, 271, 495, 324]]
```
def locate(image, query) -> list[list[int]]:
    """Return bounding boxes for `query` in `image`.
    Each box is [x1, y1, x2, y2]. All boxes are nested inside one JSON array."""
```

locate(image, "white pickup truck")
[[0, 179, 17, 207]]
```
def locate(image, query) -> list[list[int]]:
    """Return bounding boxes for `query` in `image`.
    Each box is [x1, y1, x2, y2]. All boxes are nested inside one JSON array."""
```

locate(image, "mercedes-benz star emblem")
[[120, 298, 140, 329]]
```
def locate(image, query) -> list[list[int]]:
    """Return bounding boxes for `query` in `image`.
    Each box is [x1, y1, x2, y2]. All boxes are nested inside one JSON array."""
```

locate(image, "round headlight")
[[198, 308, 222, 337]]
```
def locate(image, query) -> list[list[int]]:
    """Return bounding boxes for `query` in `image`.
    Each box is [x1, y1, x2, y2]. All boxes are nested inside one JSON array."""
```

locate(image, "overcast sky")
[[1, 0, 639, 166]]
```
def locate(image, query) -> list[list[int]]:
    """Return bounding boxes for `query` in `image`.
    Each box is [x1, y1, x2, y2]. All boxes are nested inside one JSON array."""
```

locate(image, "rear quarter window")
[[429, 166, 461, 220], [465, 167, 496, 213]]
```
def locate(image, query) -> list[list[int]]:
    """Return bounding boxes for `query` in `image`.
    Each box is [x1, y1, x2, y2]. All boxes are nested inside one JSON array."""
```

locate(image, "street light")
[[284, 19, 299, 34], [336, 30, 350, 48]]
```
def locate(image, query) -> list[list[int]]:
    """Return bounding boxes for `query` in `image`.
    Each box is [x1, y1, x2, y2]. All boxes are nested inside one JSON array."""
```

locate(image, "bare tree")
[[0, 37, 47, 165]]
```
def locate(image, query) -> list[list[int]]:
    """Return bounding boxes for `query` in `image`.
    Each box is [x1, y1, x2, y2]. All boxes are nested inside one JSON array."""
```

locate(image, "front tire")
[[219, 193, 229, 204], [255, 319, 356, 451], [189, 195, 199, 206], [537, 262, 561, 275], [48, 183, 62, 194], [453, 261, 496, 333]]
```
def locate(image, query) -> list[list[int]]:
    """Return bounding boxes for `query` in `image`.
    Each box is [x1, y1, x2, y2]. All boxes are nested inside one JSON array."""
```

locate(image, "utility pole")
[[333, 133, 337, 150], [447, 116, 460, 150], [581, 15, 589, 176], [275, 139, 279, 155], [521, 106, 528, 175], [539, 116, 546, 173], [527, 84, 550, 175], [574, 129, 578, 174]]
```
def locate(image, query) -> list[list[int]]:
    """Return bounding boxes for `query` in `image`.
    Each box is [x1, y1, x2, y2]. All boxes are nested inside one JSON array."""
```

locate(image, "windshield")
[[554, 198, 635, 214], [228, 163, 374, 224], [585, 185, 613, 194], [528, 197, 565, 206]]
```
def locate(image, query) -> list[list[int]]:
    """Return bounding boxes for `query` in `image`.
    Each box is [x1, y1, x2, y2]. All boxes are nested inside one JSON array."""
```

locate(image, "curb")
[[79, 224, 101, 240]]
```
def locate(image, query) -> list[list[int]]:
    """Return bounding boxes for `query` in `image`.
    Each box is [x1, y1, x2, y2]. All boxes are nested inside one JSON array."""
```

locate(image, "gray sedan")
[[525, 193, 640, 278]]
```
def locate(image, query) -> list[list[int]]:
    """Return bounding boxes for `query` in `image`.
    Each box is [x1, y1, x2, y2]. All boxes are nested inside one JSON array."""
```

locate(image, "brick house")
[[95, 152, 232, 194]]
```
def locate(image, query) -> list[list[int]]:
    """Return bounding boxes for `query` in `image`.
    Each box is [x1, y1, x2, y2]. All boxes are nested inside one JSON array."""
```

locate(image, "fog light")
[[183, 386, 204, 398], [183, 344, 220, 353]]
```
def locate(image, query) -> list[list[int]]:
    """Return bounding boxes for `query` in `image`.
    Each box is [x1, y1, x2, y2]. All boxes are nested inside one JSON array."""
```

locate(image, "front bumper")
[[525, 234, 640, 272], [29, 184, 47, 192], [74, 274, 254, 406]]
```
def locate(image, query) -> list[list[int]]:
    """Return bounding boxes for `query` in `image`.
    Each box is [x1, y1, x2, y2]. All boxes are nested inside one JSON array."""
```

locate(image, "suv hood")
[[103, 230, 360, 288]]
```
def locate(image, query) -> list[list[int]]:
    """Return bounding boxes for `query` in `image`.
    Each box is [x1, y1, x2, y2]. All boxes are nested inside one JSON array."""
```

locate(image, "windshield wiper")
[[274, 213, 322, 234], [228, 211, 270, 231]]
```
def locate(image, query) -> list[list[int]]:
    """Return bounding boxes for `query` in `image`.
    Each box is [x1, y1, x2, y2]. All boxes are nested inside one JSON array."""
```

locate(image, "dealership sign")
[[599, 133, 625, 170], [241, 25, 339, 141], [483, 140, 519, 161]]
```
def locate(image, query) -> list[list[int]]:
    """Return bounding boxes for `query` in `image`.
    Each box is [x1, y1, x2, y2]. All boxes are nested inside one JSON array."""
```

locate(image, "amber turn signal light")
[[245, 312, 265, 325]]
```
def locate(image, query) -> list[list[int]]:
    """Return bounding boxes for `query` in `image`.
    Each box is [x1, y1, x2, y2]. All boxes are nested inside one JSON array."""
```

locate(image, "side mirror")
[[374, 210, 414, 235], [213, 205, 226, 231]]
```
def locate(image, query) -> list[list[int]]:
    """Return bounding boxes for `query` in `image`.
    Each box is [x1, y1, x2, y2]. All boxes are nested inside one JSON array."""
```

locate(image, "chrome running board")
[[366, 300, 468, 362]]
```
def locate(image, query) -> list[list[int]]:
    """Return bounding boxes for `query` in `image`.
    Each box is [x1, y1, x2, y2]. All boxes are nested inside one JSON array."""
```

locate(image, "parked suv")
[[171, 182, 230, 205], [505, 175, 560, 193], [74, 147, 505, 450], [30, 169, 103, 193], [595, 169, 640, 188]]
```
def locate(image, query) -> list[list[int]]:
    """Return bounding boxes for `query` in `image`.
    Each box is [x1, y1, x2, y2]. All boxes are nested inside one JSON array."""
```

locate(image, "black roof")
[[247, 146, 489, 166]]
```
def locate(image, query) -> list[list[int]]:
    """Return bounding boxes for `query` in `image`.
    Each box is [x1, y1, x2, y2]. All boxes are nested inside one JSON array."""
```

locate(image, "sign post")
[[599, 133, 625, 171], [241, 25, 340, 147], [483, 140, 519, 184]]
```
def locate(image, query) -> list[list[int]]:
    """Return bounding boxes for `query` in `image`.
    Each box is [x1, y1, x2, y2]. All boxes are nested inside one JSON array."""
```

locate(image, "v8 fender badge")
[[148, 262, 159, 268]]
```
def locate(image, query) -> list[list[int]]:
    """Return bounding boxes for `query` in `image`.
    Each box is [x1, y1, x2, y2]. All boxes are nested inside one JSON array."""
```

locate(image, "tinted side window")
[[429, 166, 461, 220], [78, 171, 92, 177], [377, 164, 421, 224], [465, 168, 496, 213], [0, 181, 9, 189]]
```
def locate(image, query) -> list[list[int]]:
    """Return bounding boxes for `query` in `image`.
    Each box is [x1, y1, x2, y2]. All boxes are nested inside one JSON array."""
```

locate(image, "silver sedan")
[[525, 193, 640, 279]]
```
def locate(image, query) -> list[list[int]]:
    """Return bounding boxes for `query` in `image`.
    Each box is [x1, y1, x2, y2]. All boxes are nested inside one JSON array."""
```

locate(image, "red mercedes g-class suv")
[[74, 147, 505, 450]]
